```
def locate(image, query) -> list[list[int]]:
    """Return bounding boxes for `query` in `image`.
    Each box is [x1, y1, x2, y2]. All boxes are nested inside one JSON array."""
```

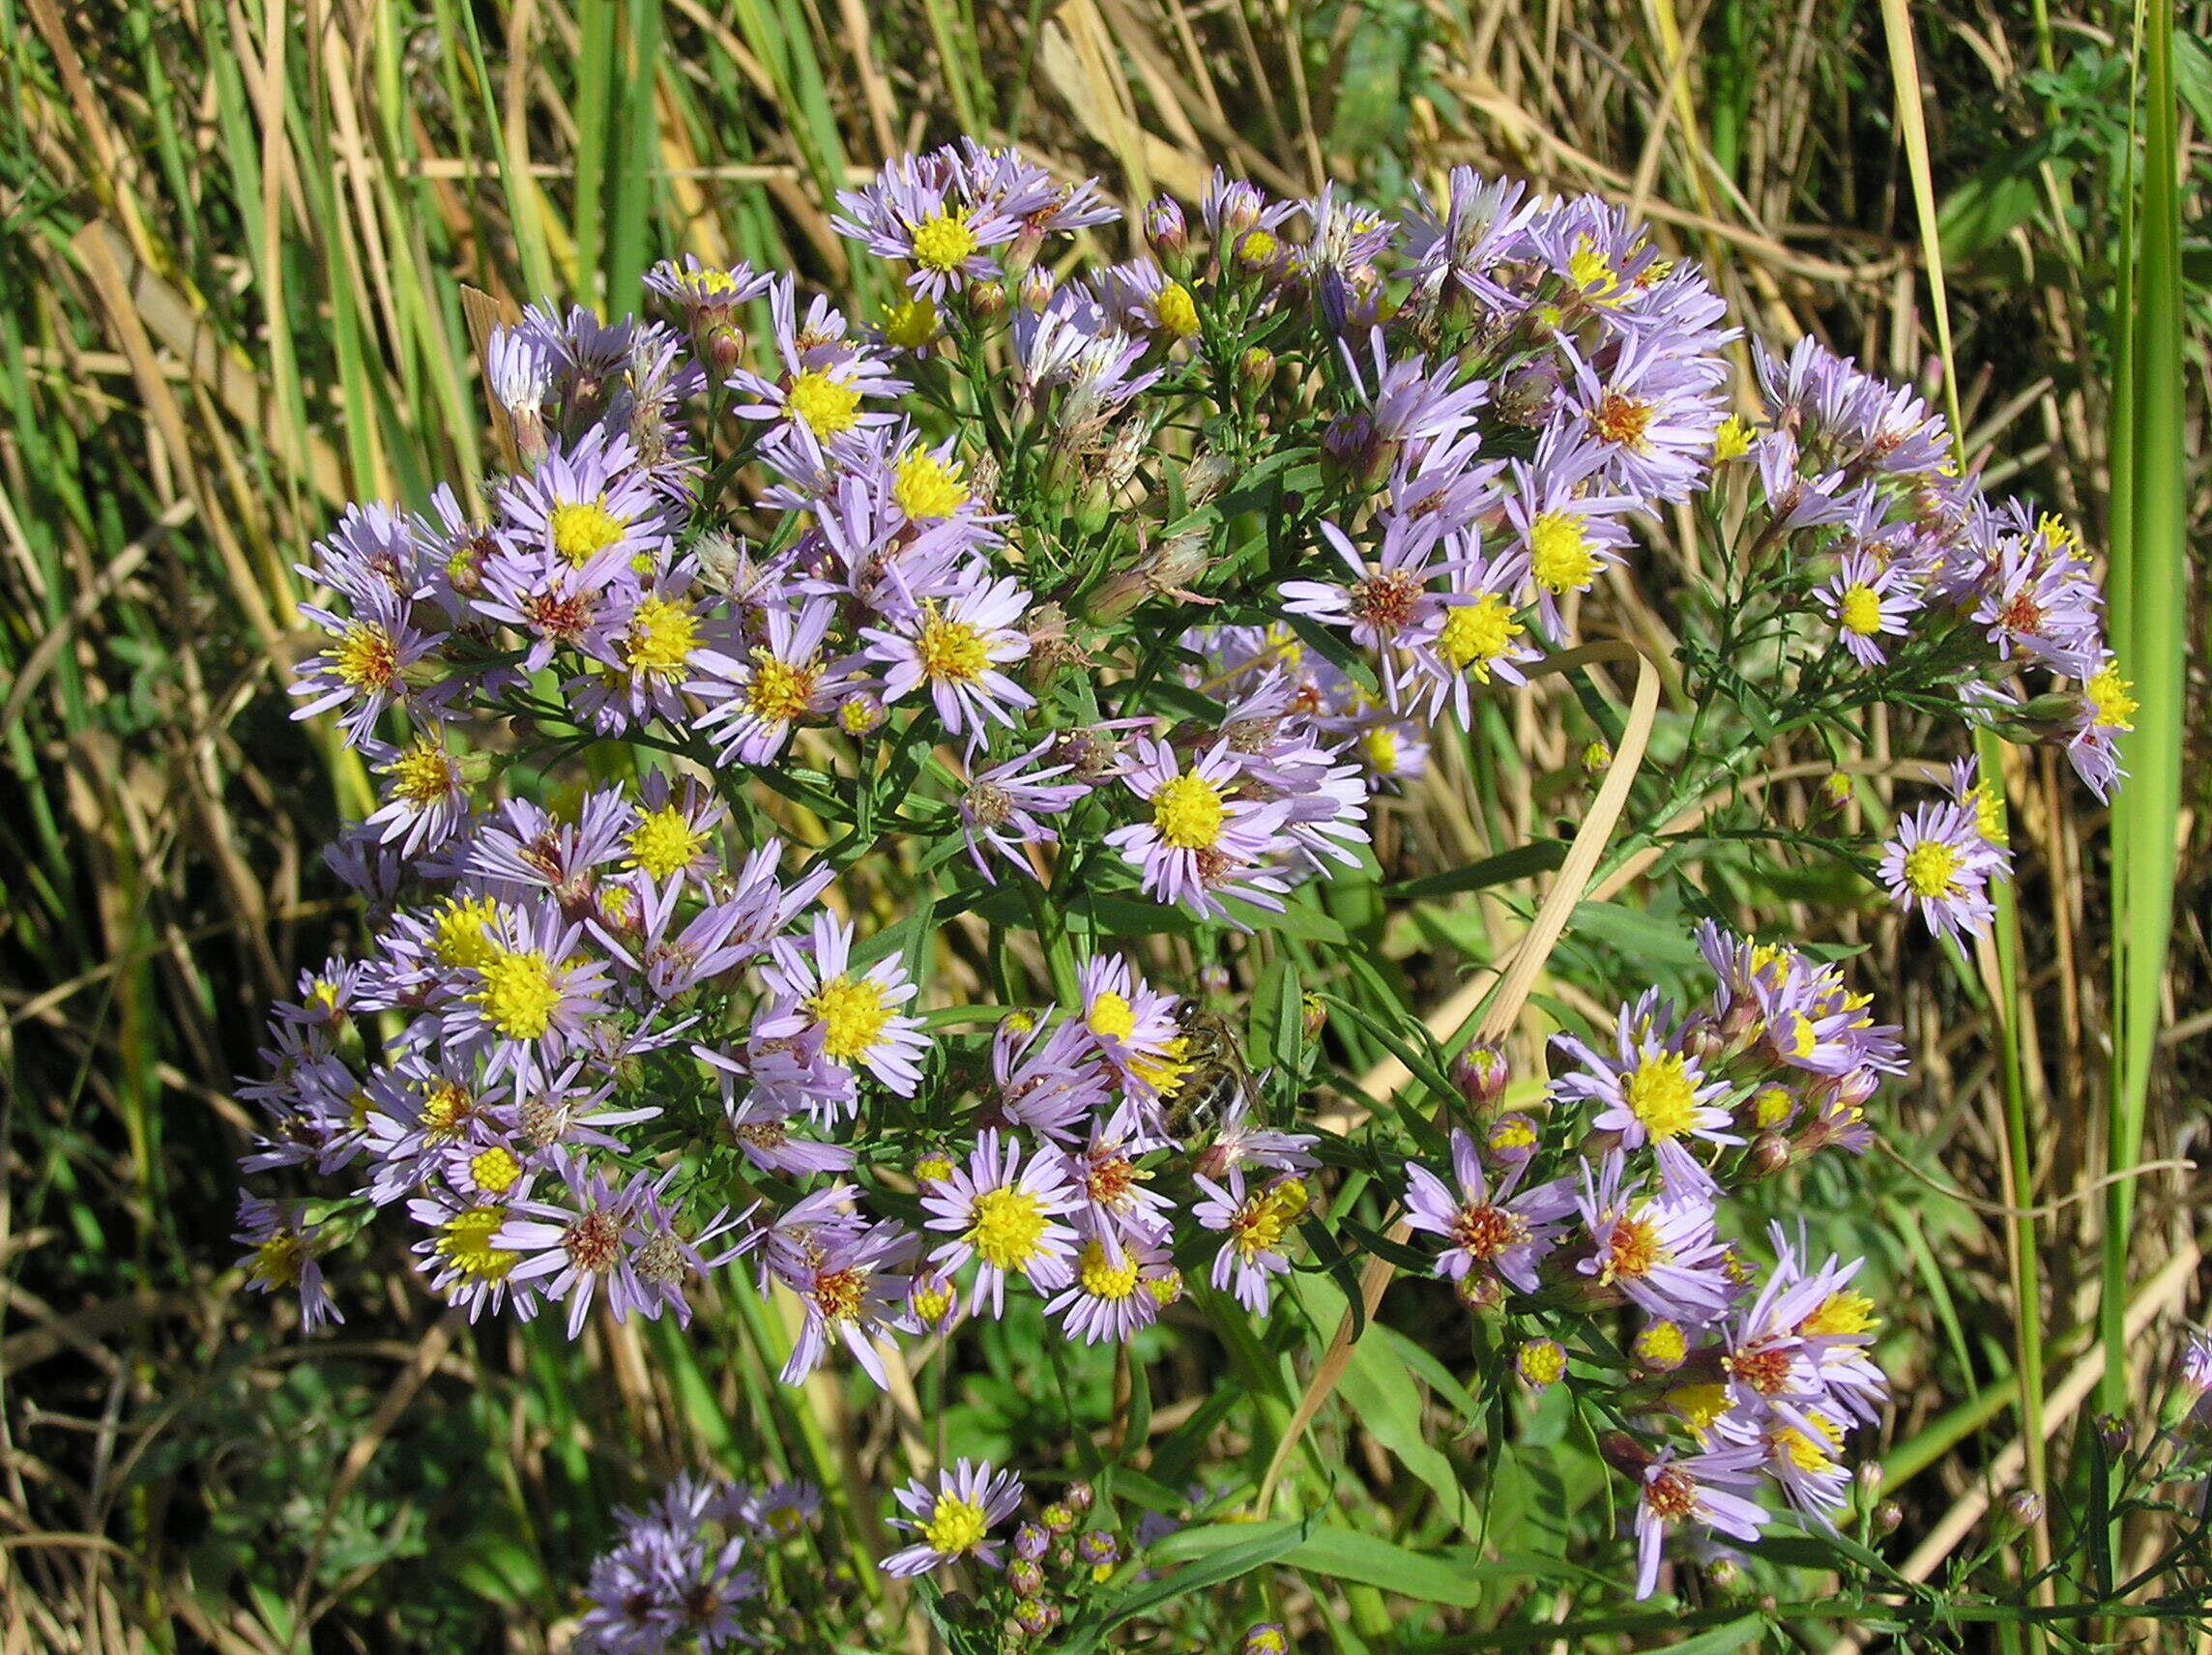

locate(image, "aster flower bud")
[[1855, 1460, 1884, 1500], [1749, 1131, 1794, 1177], [1012, 1597, 1060, 1637], [1076, 1528, 1118, 1568], [1455, 1272, 1505, 1316], [1041, 1499, 1076, 1535], [1017, 265, 1057, 313], [1485, 1112, 1538, 1164], [1240, 1624, 1289, 1655], [1012, 1522, 1049, 1562], [1238, 344, 1276, 396], [1064, 1482, 1094, 1516], [966, 279, 1007, 321], [1875, 1500, 1903, 1534], [1516, 1338, 1567, 1389], [1008, 1557, 1044, 1597], [1300, 992, 1328, 1042], [2003, 1488, 2045, 1527], [1452, 1042, 1510, 1111], [1145, 194, 1187, 259], [836, 690, 886, 739], [2095, 1413, 2131, 1456], [1707, 1555, 1744, 1591], [1321, 409, 1386, 490], [1633, 1320, 1689, 1374], [1581, 740, 1612, 776]]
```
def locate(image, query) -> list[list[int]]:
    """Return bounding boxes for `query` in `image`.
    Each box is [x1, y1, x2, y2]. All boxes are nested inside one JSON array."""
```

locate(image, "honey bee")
[[1163, 1007, 1258, 1143]]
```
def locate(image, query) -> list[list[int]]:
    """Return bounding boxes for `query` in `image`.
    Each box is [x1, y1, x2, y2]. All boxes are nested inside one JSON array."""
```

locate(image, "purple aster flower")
[[1818, 549, 1922, 667], [494, 1157, 669, 1338], [1559, 329, 1728, 505], [232, 1194, 341, 1330], [1399, 167, 1536, 314], [1878, 799, 2006, 944], [957, 740, 1089, 882], [496, 427, 674, 579], [408, 1189, 538, 1321], [984, 1015, 1112, 1143], [1551, 995, 1739, 1195], [1338, 328, 1490, 449], [882, 1459, 1026, 1576], [833, 153, 1020, 298], [1279, 513, 1461, 687], [1574, 1153, 1736, 1326], [363, 735, 474, 857], [859, 569, 1034, 742], [1103, 737, 1294, 922], [288, 582, 446, 748], [1064, 1123, 1175, 1243], [773, 1210, 917, 1388], [690, 595, 851, 765], [1629, 1442, 1768, 1599], [728, 276, 909, 450], [922, 1130, 1082, 1315], [1046, 1233, 1179, 1344], [761, 911, 929, 1096], [1192, 1168, 1310, 1313], [437, 899, 613, 1087], [1075, 955, 1186, 1098], [1401, 1128, 1574, 1294]]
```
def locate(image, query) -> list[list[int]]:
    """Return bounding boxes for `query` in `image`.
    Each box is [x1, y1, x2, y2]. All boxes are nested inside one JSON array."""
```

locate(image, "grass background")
[[0, 0, 2205, 1647]]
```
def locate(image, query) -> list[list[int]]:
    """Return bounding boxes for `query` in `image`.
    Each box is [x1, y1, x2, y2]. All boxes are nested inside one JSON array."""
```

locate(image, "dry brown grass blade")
[[462, 285, 525, 472], [1254, 638, 1662, 1514]]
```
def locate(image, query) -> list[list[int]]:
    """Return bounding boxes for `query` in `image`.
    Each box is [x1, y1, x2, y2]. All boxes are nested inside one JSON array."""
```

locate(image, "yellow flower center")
[[1752, 1084, 1793, 1127], [1086, 991, 1136, 1042], [967, 1186, 1048, 1270], [1439, 594, 1522, 676], [1669, 1380, 1730, 1434], [1837, 583, 1884, 635], [470, 948, 562, 1040], [1776, 1413, 1845, 1472], [549, 499, 626, 566], [2087, 663, 2138, 730], [1965, 783, 2008, 846], [787, 368, 862, 437], [882, 297, 941, 350], [1802, 1290, 1879, 1337], [1075, 1240, 1141, 1300], [917, 608, 990, 683], [623, 595, 698, 679], [746, 649, 820, 721], [249, 1233, 305, 1289], [919, 1492, 989, 1556], [805, 974, 890, 1062], [911, 210, 979, 273], [1593, 392, 1654, 450], [1143, 1269, 1184, 1306], [1711, 415, 1754, 462], [1601, 1210, 1668, 1281], [334, 622, 398, 689], [1902, 840, 1962, 899], [437, 1206, 518, 1281], [1528, 510, 1598, 595], [1233, 1178, 1307, 1259], [1517, 1339, 1567, 1385], [1623, 1053, 1698, 1138], [1155, 281, 1200, 338], [626, 804, 708, 880], [894, 450, 969, 520], [1361, 726, 1401, 774], [470, 1146, 523, 1195], [1151, 770, 1227, 851], [1127, 1034, 1190, 1096], [1634, 1321, 1688, 1369], [1235, 228, 1278, 267], [911, 1277, 955, 1322], [385, 739, 458, 805], [1566, 235, 1620, 303], [421, 1080, 473, 1139], [432, 896, 502, 970], [914, 1153, 954, 1184], [1488, 1116, 1536, 1155]]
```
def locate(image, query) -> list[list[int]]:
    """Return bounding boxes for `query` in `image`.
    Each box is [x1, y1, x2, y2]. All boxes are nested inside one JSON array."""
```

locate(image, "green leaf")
[[1283, 1525, 1486, 1608], [1383, 840, 1568, 901]]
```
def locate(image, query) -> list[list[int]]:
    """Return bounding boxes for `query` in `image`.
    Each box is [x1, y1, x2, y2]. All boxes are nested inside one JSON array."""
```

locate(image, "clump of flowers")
[[237, 143, 2131, 1640]]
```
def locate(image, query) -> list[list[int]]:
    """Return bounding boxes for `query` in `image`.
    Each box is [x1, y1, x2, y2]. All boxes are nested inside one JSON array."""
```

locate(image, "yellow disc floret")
[[385, 739, 458, 805], [437, 1206, 518, 1281], [1528, 510, 1598, 595], [626, 805, 708, 880], [746, 649, 820, 722], [919, 1492, 989, 1556], [1902, 840, 1962, 899], [967, 1186, 1048, 1270], [550, 499, 627, 566], [2086, 662, 2138, 730], [806, 974, 891, 1063], [623, 595, 698, 680], [1440, 594, 1523, 679], [1837, 584, 1884, 636], [1623, 1053, 1699, 1138], [910, 210, 979, 274], [470, 948, 562, 1040], [1075, 1240, 1141, 1300], [893, 450, 969, 520], [432, 896, 502, 970], [1155, 281, 1200, 338], [786, 368, 862, 437], [917, 606, 990, 683], [882, 297, 941, 350], [1150, 770, 1227, 851]]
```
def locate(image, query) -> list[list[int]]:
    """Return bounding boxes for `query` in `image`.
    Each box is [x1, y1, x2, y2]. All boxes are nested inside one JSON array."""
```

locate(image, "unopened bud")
[[1875, 1499, 1903, 1534], [966, 279, 1006, 321], [1452, 1042, 1510, 1111], [1240, 1625, 1289, 1655], [1516, 1338, 1567, 1389], [1581, 740, 1612, 776], [1855, 1461, 1884, 1500], [1633, 1320, 1689, 1374], [1238, 344, 1276, 396], [2003, 1488, 2045, 1527], [1012, 1522, 1049, 1561], [1321, 410, 1385, 489], [1017, 265, 1056, 313], [1145, 194, 1187, 259], [1064, 1482, 1094, 1516], [1749, 1131, 1794, 1177], [1041, 1500, 1076, 1535], [1485, 1112, 1538, 1164], [1455, 1273, 1505, 1316], [1012, 1597, 1059, 1637], [836, 691, 886, 739], [2095, 1412, 2131, 1456], [1707, 1555, 1744, 1591], [1300, 992, 1327, 1042], [1008, 1558, 1044, 1597], [1076, 1528, 1118, 1566]]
